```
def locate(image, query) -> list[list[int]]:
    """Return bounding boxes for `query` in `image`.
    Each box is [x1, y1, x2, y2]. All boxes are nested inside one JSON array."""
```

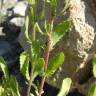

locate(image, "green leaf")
[[32, 58, 45, 80], [0, 86, 4, 96], [30, 93, 35, 96], [25, 15, 31, 41], [20, 52, 30, 80], [22, 15, 31, 42], [44, 21, 51, 33], [51, 20, 71, 47], [35, 58, 45, 72], [9, 75, 20, 96], [0, 56, 9, 79], [31, 40, 41, 58], [51, 0, 57, 16], [28, 0, 37, 22], [45, 52, 64, 77], [93, 54, 96, 78], [87, 83, 96, 96], [57, 78, 72, 96], [35, 23, 44, 35], [39, 1, 45, 20], [45, 0, 50, 3], [28, 0, 35, 5]]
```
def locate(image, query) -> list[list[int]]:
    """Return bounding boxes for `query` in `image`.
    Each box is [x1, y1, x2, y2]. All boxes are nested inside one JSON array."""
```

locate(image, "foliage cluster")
[[0, 0, 72, 96]]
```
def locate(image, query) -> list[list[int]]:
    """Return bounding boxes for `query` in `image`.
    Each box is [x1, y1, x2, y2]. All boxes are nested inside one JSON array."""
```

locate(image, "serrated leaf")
[[45, 52, 64, 77], [87, 83, 96, 96], [9, 75, 20, 96], [20, 52, 29, 80], [51, 21, 70, 47], [0, 56, 9, 79], [93, 54, 96, 78], [32, 58, 45, 80], [51, 0, 57, 16], [57, 78, 72, 96], [35, 58, 45, 72]]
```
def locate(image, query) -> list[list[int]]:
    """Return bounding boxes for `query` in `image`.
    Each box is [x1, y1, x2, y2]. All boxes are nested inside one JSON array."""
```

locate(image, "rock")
[[0, 41, 11, 55], [18, 0, 96, 92], [0, 9, 7, 24], [0, 0, 23, 68], [46, 0, 96, 88], [0, 40, 23, 68], [0, 27, 5, 36], [13, 1, 27, 16], [10, 17, 24, 27], [0, 0, 17, 11], [0, 0, 27, 25], [0, 0, 18, 24], [81, 77, 96, 95]]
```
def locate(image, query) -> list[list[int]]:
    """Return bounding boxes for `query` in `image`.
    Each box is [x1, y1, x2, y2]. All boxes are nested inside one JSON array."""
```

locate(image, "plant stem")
[[37, 34, 51, 96], [37, 1, 53, 96], [27, 62, 34, 96], [27, 24, 36, 96]]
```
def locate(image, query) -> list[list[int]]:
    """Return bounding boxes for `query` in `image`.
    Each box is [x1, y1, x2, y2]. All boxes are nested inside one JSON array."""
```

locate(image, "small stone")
[[13, 1, 27, 16], [1, 0, 17, 9], [0, 27, 5, 36], [10, 17, 24, 27]]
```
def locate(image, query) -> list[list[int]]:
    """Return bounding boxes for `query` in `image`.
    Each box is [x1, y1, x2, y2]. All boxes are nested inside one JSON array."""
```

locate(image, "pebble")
[[13, 1, 27, 16], [0, 27, 5, 36], [10, 17, 25, 27]]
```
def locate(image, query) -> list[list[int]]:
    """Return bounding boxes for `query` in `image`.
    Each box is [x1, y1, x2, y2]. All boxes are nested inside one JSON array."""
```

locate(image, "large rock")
[[46, 0, 96, 88], [18, 0, 96, 93]]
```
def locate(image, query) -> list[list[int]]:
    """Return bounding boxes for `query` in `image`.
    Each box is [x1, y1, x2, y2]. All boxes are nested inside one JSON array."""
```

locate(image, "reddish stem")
[[37, 34, 51, 96], [37, 2, 52, 96]]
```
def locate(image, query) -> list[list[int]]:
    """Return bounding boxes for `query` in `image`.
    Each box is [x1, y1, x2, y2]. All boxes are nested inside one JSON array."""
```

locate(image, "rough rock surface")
[[46, 0, 96, 88]]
